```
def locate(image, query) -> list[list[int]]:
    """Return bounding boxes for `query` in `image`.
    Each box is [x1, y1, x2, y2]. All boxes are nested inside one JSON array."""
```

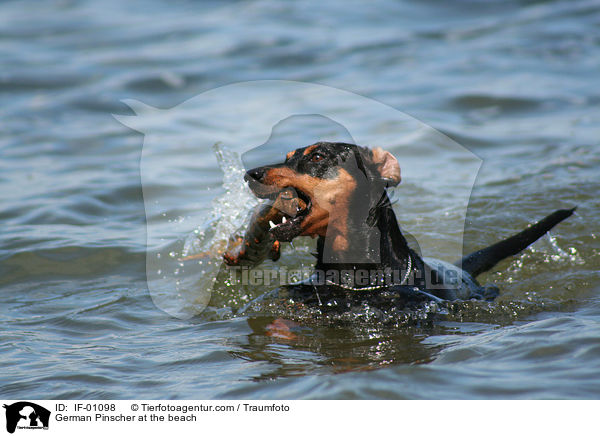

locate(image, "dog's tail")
[[458, 207, 576, 278]]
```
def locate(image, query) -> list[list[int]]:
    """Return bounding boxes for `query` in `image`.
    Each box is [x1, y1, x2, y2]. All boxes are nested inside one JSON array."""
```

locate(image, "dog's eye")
[[311, 153, 324, 163]]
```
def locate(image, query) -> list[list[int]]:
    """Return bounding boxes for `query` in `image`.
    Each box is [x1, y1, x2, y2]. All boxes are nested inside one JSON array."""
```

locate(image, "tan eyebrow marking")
[[286, 150, 296, 160], [302, 144, 319, 156]]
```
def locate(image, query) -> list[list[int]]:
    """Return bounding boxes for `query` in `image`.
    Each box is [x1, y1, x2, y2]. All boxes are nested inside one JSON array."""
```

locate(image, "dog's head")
[[244, 142, 400, 243]]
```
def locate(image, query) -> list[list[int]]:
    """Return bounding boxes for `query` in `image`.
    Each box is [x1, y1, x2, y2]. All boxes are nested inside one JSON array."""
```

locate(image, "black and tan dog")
[[225, 141, 574, 313]]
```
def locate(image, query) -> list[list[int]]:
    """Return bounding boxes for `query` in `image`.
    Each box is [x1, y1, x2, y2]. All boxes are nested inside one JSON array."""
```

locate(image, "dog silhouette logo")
[[3, 402, 50, 434]]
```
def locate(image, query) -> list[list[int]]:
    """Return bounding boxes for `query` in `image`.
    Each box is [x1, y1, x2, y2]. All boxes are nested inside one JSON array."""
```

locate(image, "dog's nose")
[[245, 167, 265, 183]]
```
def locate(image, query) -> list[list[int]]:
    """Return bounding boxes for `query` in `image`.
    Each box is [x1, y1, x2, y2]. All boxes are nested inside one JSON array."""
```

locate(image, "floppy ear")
[[370, 147, 401, 187]]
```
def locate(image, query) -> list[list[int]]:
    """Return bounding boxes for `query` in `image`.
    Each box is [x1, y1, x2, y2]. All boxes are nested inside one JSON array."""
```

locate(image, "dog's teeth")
[[269, 220, 276, 229], [282, 216, 287, 224]]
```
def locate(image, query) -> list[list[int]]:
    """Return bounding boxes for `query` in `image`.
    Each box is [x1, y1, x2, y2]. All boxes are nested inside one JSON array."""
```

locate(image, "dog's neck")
[[314, 192, 413, 273]]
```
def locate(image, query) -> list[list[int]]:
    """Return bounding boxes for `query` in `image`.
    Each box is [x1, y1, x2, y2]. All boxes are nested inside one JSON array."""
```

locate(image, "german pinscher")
[[226, 141, 575, 312]]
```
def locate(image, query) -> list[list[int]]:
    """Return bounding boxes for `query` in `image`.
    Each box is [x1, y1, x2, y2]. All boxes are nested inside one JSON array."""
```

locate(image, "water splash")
[[147, 143, 260, 319], [543, 232, 584, 264], [181, 143, 259, 258]]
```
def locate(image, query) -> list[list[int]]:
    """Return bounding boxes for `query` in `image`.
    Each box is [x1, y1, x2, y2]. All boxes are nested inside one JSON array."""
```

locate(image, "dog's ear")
[[369, 147, 401, 187]]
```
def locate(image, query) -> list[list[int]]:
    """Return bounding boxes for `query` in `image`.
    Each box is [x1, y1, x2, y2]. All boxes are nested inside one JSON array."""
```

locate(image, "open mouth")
[[262, 187, 312, 242]]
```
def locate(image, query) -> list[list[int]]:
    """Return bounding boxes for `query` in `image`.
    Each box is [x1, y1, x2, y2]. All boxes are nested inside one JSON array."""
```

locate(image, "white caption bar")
[[0, 400, 595, 436]]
